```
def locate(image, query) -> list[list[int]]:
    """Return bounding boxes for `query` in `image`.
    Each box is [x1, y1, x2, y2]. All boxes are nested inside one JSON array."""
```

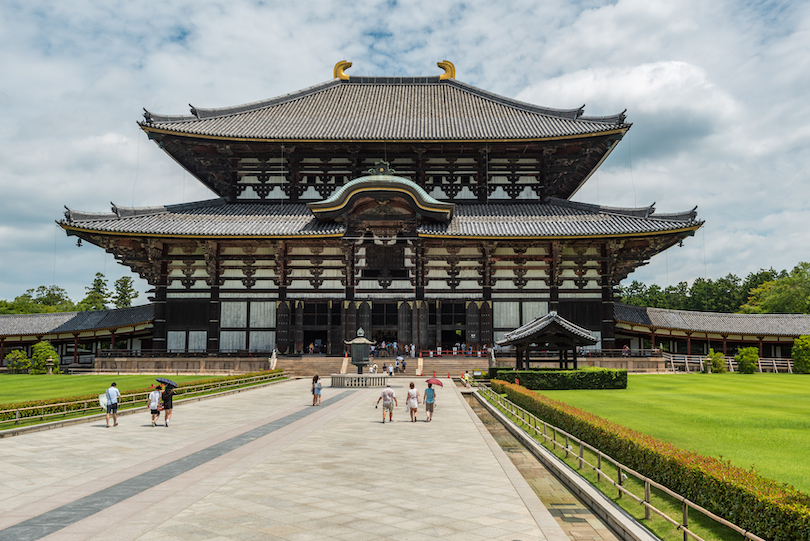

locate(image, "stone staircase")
[[275, 355, 489, 378]]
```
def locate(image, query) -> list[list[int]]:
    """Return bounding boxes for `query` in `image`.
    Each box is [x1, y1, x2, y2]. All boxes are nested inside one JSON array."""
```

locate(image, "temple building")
[[59, 61, 702, 356]]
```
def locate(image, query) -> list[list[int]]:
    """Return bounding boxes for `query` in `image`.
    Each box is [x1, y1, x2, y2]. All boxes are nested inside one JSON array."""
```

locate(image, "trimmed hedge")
[[0, 370, 284, 422], [490, 380, 810, 540], [491, 368, 627, 390]]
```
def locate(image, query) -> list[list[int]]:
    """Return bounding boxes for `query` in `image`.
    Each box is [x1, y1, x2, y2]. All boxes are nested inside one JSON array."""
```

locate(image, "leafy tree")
[[112, 277, 137, 308], [0, 286, 75, 314], [706, 348, 726, 373], [734, 347, 759, 374], [4, 350, 30, 373], [790, 335, 810, 374], [739, 262, 810, 314], [30, 341, 61, 374], [77, 273, 110, 311]]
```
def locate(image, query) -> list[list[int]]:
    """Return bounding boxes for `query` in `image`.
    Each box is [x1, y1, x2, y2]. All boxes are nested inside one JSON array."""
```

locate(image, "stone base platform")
[[330, 373, 389, 387]]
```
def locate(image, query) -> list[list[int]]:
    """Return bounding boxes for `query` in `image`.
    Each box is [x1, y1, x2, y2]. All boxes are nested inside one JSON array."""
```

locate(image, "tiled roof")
[[614, 303, 810, 338], [62, 199, 700, 238], [140, 77, 629, 141], [0, 305, 154, 338], [497, 311, 597, 346]]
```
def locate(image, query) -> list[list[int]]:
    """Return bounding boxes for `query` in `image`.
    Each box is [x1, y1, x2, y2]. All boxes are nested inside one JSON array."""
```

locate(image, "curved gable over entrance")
[[307, 168, 454, 223]]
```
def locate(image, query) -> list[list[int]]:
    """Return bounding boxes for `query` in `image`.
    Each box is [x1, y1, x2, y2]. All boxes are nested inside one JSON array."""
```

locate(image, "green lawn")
[[538, 373, 810, 494], [0, 374, 227, 404]]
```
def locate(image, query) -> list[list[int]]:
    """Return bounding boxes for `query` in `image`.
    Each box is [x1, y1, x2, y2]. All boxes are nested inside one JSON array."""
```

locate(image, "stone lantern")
[[345, 328, 373, 374]]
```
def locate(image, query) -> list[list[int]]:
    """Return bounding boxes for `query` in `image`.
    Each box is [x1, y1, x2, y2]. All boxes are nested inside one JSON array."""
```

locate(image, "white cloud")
[[0, 0, 809, 304]]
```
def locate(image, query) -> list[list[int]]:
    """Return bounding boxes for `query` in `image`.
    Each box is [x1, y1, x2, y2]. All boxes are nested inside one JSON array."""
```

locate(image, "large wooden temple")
[[60, 61, 701, 356]]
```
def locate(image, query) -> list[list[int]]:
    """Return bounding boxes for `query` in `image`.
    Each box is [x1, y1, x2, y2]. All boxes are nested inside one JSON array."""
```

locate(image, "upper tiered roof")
[[140, 66, 629, 142]]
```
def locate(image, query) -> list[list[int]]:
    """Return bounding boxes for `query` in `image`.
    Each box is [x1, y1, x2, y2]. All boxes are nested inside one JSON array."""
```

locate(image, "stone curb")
[[0, 376, 291, 439], [473, 391, 660, 541]]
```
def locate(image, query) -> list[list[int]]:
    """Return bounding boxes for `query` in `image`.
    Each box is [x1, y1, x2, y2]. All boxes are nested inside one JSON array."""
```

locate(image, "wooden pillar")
[[73, 335, 79, 363], [294, 301, 304, 354], [600, 242, 616, 349], [111, 329, 116, 352], [686, 333, 692, 356], [0, 337, 4, 365], [572, 337, 578, 370], [722, 335, 727, 355], [758, 336, 764, 357], [650, 329, 656, 350]]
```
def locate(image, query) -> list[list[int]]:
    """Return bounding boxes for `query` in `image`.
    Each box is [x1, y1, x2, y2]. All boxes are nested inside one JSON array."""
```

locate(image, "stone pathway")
[[465, 396, 620, 541], [0, 378, 580, 541]]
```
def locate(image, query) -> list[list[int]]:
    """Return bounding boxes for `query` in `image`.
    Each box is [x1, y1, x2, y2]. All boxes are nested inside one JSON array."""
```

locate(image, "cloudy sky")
[[1, 0, 808, 305]]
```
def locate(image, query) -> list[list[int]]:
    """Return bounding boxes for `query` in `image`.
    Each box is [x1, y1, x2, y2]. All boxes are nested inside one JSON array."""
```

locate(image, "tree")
[[734, 347, 759, 374], [112, 277, 137, 308], [739, 262, 810, 314], [706, 348, 726, 373], [790, 335, 810, 374], [30, 341, 61, 374], [77, 273, 110, 311], [0, 286, 75, 314], [4, 350, 30, 373]]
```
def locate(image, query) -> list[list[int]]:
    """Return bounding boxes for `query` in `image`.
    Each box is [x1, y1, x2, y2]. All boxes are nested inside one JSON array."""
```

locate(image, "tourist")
[[423, 383, 436, 422], [372, 362, 378, 374], [406, 382, 420, 422], [147, 384, 162, 427], [376, 382, 397, 423], [410, 343, 415, 358], [393, 340, 398, 355], [622, 344, 630, 357], [162, 384, 175, 427], [105, 382, 120, 428], [462, 371, 471, 388], [388, 364, 394, 377], [395, 358, 400, 373], [402, 359, 407, 374], [312, 375, 322, 406]]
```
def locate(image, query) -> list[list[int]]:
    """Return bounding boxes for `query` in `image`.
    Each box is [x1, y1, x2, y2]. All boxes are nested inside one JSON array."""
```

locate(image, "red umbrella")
[[425, 378, 444, 387]]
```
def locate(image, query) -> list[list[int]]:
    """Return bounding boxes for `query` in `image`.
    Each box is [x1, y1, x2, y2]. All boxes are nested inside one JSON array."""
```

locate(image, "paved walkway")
[[0, 378, 576, 541]]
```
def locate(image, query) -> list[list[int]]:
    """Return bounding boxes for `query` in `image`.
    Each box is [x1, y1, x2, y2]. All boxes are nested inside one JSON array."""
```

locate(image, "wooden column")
[[572, 338, 578, 370], [721, 335, 727, 355], [758, 336, 764, 357], [73, 335, 79, 363], [650, 329, 656, 349], [600, 242, 616, 349], [294, 301, 304, 354], [0, 337, 4, 365], [686, 333, 692, 356]]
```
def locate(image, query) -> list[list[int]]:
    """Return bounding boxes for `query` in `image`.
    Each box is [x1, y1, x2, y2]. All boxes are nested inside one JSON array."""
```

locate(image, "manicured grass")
[[0, 374, 228, 404], [539, 373, 810, 494]]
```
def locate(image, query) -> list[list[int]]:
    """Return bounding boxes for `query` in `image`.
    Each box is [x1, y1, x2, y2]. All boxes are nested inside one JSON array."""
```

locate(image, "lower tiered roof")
[[61, 198, 700, 240]]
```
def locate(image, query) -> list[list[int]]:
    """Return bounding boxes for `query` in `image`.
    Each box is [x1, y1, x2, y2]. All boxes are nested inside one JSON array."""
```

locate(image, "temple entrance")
[[371, 302, 398, 356], [303, 330, 328, 354]]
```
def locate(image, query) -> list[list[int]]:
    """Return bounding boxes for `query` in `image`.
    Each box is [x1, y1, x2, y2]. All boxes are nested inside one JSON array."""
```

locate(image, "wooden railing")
[[95, 349, 275, 358], [0, 371, 286, 428], [662, 353, 794, 373], [476, 383, 766, 541], [492, 348, 663, 358]]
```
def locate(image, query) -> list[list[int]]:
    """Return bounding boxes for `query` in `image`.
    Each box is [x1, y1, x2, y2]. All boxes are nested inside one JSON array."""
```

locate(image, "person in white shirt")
[[147, 384, 162, 427], [376, 383, 398, 423], [105, 382, 121, 428]]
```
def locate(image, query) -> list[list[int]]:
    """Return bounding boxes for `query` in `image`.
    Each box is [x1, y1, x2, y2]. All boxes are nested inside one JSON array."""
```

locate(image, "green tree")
[[4, 350, 30, 373], [706, 348, 726, 373], [112, 277, 137, 308], [739, 262, 810, 313], [30, 341, 61, 374], [790, 335, 810, 374], [734, 347, 759, 374], [77, 273, 110, 311]]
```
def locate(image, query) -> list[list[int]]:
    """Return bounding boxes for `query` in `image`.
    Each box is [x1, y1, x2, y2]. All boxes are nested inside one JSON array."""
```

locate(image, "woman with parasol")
[[156, 378, 177, 427], [423, 378, 442, 422]]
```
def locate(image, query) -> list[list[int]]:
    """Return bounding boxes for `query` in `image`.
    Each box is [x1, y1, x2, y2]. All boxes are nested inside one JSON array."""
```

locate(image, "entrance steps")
[[275, 355, 489, 378]]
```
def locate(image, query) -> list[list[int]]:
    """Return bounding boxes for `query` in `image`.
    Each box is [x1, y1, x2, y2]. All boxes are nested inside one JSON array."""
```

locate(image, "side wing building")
[[60, 61, 701, 356]]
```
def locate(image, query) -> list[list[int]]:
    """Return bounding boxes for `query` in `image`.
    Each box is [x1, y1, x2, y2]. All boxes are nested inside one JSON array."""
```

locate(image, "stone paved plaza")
[[0, 378, 619, 541]]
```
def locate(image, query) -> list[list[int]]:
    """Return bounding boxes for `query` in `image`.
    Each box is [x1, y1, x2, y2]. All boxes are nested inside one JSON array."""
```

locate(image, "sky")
[[1, 0, 808, 306]]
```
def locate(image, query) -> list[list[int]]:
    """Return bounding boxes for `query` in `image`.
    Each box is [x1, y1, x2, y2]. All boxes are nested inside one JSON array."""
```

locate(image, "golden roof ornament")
[[437, 60, 455, 80], [334, 60, 352, 80]]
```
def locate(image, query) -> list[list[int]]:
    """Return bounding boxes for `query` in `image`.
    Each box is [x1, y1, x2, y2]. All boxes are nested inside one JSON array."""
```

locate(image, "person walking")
[[147, 384, 162, 427], [312, 375, 322, 406], [388, 364, 393, 377], [376, 382, 397, 423], [401, 359, 406, 374], [105, 382, 121, 428], [162, 384, 175, 427], [372, 362, 378, 374], [423, 383, 436, 422], [406, 382, 420, 422]]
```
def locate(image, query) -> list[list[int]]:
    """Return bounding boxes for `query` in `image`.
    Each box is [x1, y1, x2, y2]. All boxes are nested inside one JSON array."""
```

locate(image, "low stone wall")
[[94, 357, 270, 375], [330, 373, 389, 387]]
